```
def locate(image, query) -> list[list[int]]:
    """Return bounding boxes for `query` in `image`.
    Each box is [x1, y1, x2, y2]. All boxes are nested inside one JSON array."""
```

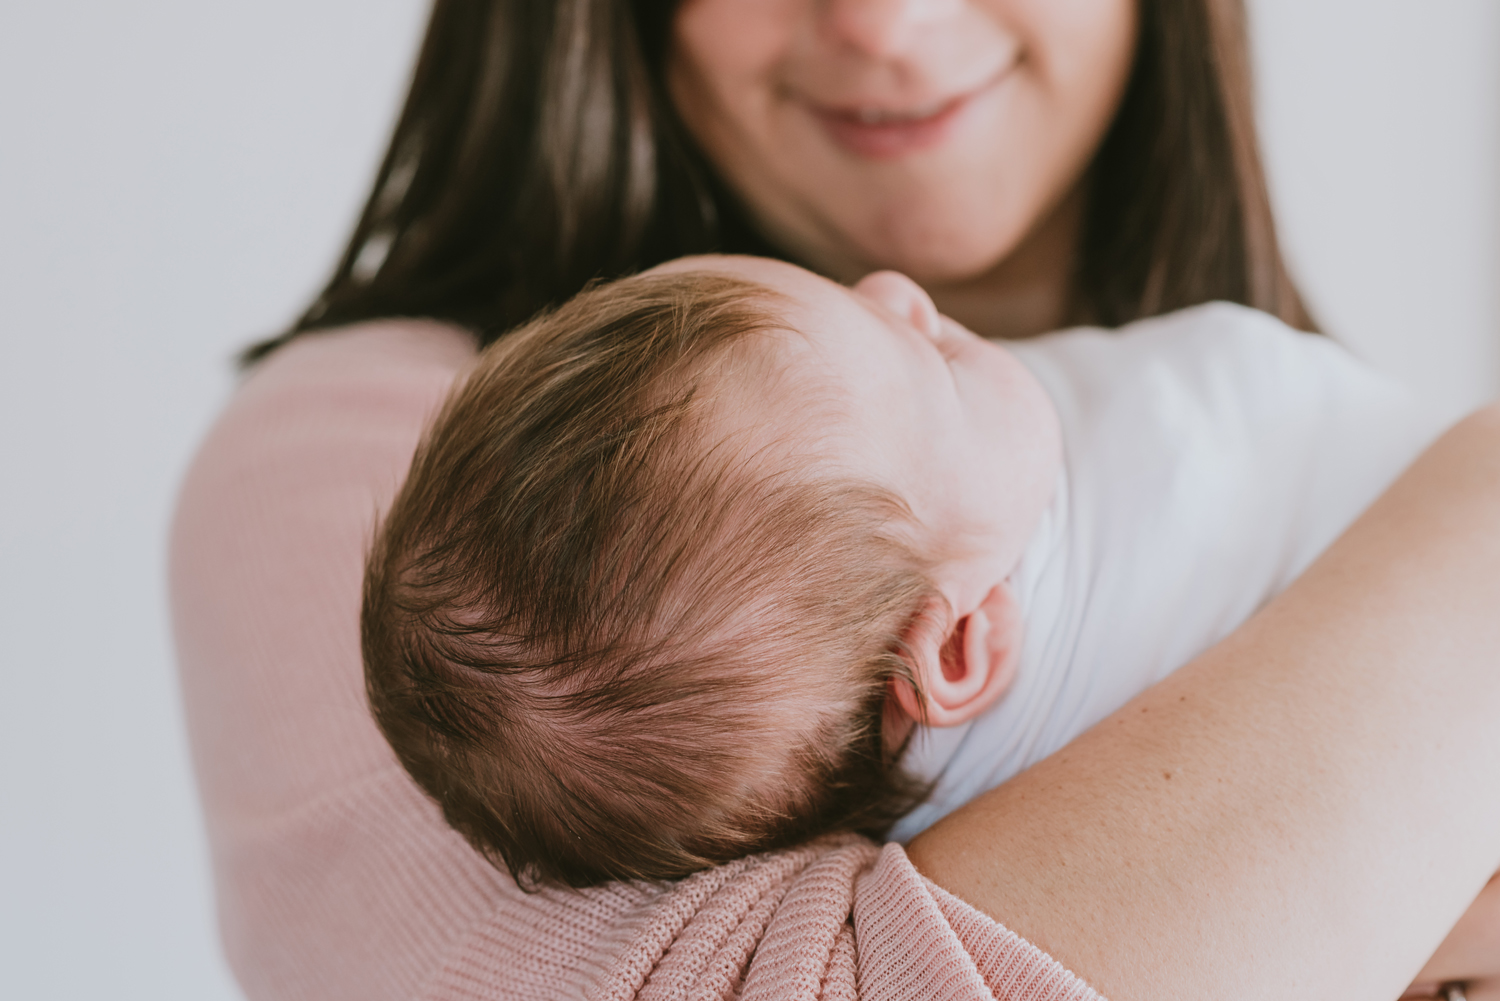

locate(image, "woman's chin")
[[849, 233, 1018, 288]]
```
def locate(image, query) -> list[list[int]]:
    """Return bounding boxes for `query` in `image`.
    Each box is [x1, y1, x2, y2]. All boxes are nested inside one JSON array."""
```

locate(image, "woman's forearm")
[[908, 404, 1500, 1001]]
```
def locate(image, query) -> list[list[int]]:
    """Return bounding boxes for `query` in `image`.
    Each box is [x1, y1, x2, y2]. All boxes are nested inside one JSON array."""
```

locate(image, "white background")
[[1, 2, 1496, 998]]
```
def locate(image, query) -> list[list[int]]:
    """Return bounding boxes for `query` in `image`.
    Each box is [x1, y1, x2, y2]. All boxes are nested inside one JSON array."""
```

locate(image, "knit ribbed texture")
[[171, 320, 1106, 1001]]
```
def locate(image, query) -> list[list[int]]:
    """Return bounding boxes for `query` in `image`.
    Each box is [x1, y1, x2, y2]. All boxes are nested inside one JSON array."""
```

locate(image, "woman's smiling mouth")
[[803, 66, 1014, 160]]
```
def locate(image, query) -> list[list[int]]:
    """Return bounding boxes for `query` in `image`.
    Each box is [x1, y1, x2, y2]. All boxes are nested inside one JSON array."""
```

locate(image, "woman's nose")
[[818, 0, 963, 59]]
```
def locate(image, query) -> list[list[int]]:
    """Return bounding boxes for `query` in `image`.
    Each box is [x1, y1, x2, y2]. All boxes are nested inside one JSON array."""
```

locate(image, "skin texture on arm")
[[908, 404, 1500, 1001]]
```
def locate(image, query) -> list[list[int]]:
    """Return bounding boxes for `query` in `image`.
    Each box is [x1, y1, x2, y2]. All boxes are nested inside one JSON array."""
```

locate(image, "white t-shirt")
[[889, 302, 1450, 842]]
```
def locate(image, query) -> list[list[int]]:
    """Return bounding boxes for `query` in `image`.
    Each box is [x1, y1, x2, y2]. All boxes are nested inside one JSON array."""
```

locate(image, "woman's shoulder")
[[252, 317, 478, 380], [177, 318, 479, 556], [229, 318, 478, 436], [172, 316, 479, 784], [170, 318, 488, 996]]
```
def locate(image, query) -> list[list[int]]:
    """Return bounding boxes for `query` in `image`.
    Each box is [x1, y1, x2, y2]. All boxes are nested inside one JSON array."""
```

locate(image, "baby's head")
[[363, 255, 1061, 887]]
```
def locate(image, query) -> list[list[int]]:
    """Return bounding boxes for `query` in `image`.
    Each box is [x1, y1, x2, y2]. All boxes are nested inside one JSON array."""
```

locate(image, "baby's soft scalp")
[[362, 269, 939, 887]]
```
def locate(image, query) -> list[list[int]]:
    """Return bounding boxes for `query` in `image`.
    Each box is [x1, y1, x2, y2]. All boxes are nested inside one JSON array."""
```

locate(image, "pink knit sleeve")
[[170, 323, 1105, 1001]]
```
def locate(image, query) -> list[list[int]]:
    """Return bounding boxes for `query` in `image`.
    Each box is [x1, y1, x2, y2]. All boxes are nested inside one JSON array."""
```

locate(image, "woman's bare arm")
[[908, 403, 1500, 1001]]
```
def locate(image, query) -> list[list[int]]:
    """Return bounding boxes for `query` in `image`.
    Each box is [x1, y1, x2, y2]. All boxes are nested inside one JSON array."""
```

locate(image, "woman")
[[174, 1, 1500, 998]]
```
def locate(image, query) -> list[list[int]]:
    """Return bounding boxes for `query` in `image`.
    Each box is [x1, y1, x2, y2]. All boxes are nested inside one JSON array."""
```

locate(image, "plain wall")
[[0, 4, 428, 998], [1, 2, 1496, 997], [1251, 0, 1500, 414]]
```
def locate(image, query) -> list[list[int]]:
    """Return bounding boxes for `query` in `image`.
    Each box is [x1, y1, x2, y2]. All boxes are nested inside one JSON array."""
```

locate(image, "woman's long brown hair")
[[246, 0, 1312, 363]]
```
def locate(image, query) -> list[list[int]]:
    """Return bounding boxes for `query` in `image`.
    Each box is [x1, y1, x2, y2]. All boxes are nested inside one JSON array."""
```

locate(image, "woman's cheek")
[[670, 0, 794, 120], [1005, 0, 1138, 160], [667, 0, 800, 210]]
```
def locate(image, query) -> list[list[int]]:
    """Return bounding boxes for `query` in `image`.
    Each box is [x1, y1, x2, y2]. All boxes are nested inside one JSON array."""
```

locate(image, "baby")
[[362, 254, 1444, 888]]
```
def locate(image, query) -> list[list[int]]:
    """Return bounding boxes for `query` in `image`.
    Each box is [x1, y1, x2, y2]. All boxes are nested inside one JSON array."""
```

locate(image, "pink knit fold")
[[854, 846, 1101, 1001], [738, 838, 875, 1001], [172, 320, 1110, 1001]]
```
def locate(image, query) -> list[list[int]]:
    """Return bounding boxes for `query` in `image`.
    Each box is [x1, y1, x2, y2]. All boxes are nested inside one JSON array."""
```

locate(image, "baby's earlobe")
[[906, 583, 1024, 728], [888, 676, 926, 731]]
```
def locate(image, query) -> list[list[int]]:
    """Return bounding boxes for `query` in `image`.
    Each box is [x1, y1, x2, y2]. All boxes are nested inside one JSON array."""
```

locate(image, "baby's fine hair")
[[363, 270, 938, 888]]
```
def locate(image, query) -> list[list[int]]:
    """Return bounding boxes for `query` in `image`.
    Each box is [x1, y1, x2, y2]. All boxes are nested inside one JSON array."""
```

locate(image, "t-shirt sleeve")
[[170, 322, 1106, 1001], [1020, 302, 1454, 601], [1179, 304, 1453, 589]]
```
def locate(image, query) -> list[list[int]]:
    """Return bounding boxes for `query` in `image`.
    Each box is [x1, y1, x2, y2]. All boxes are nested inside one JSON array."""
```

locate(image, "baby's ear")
[[893, 583, 1023, 728]]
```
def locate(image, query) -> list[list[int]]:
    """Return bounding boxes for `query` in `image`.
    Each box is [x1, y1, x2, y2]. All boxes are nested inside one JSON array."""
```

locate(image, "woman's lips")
[[807, 74, 1003, 160]]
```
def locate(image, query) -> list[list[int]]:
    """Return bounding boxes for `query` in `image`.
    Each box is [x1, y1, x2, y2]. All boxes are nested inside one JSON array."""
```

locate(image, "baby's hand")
[[1402, 873, 1500, 1000]]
